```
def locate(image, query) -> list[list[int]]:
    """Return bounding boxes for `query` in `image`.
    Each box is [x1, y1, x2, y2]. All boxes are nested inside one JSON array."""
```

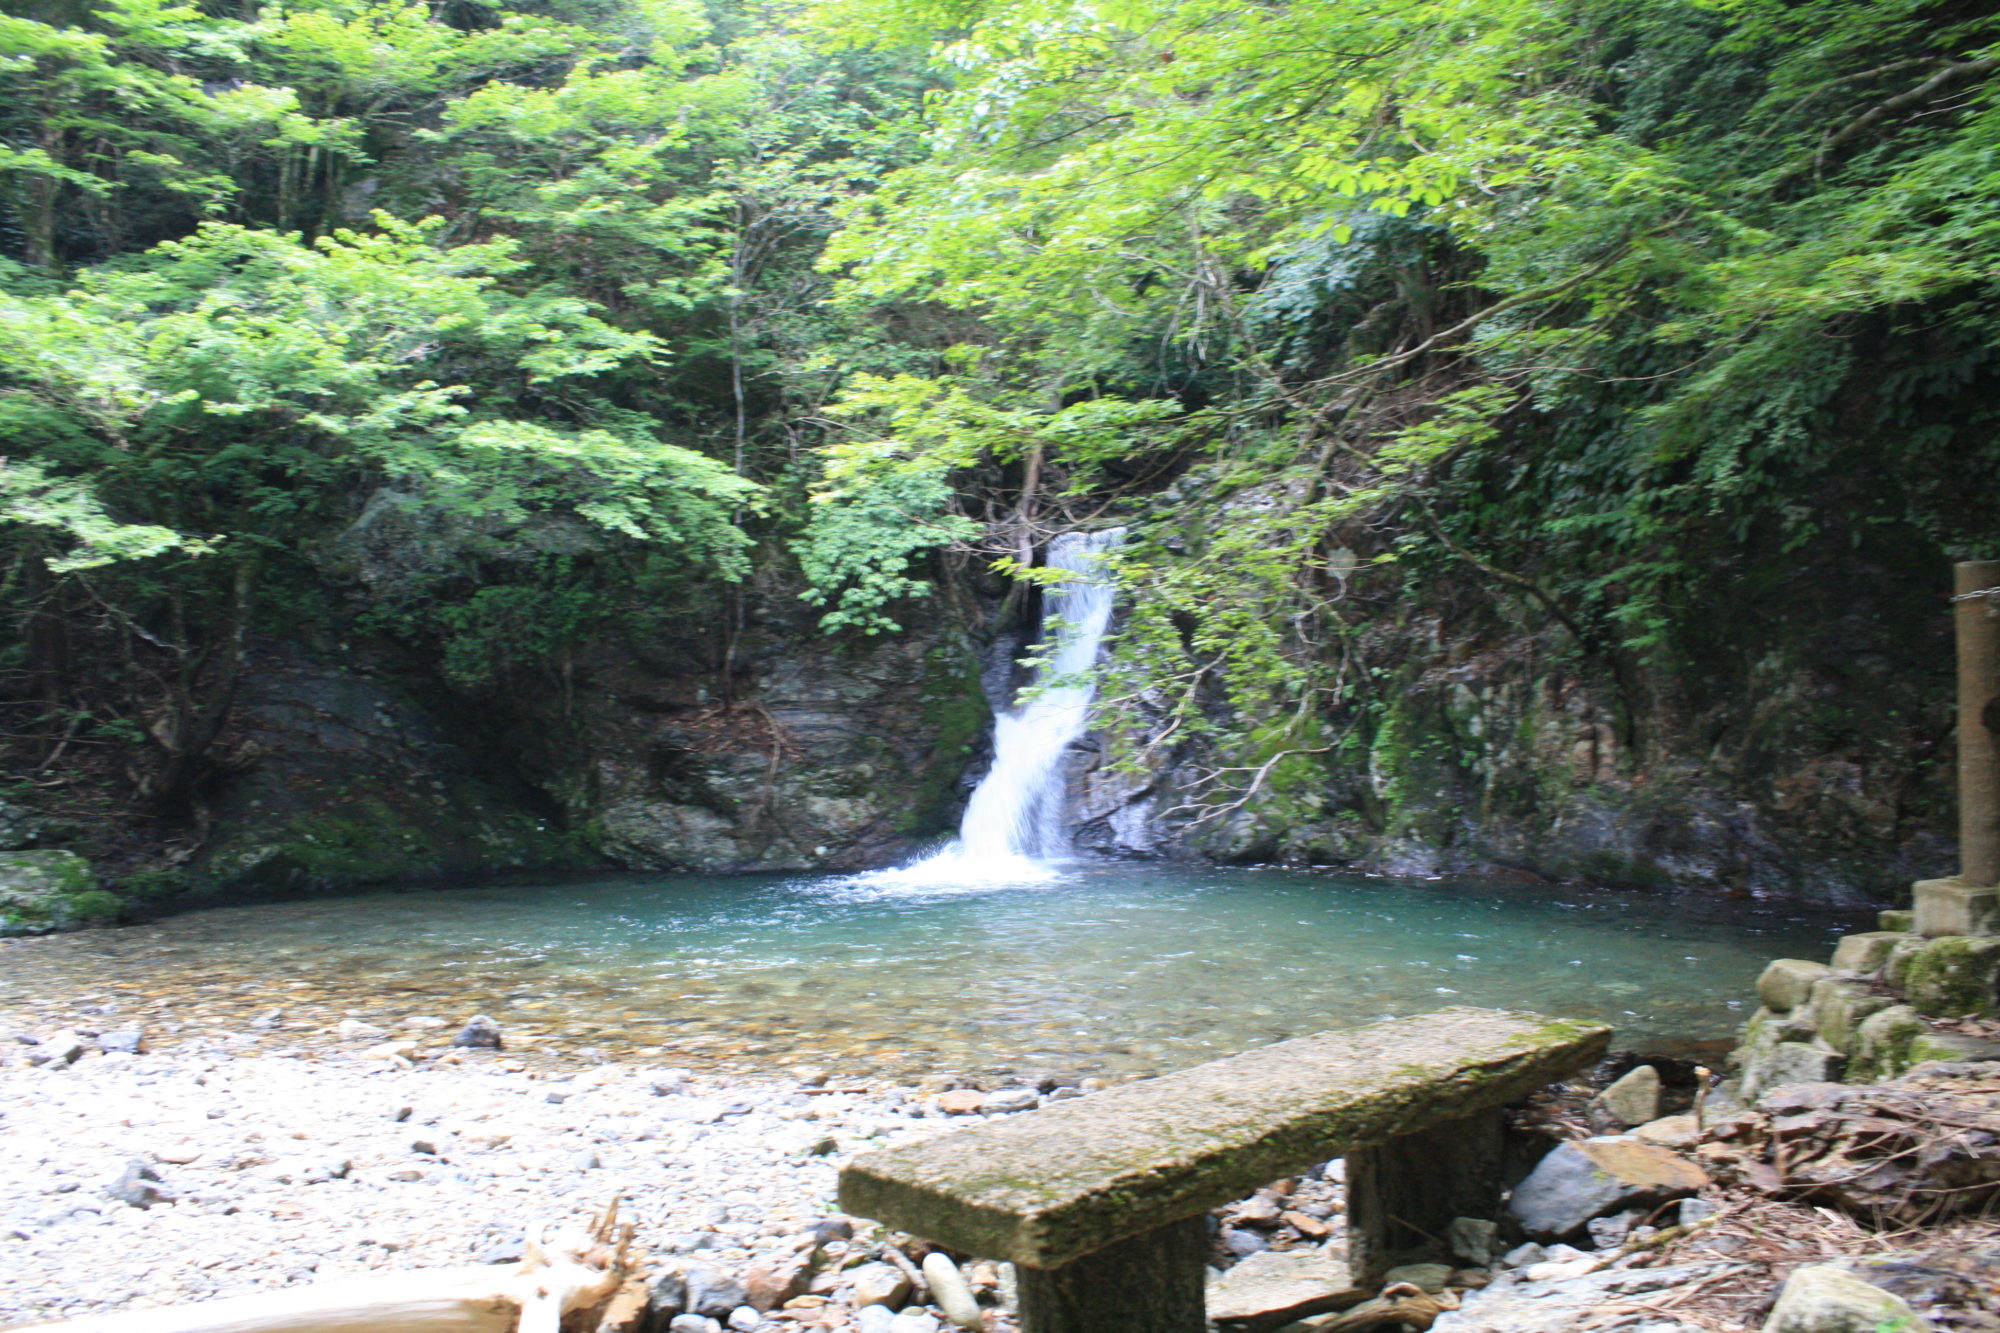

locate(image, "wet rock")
[[1507, 1138, 1708, 1240], [850, 1261, 912, 1309], [1762, 1263, 1932, 1333], [1207, 1250, 1364, 1324], [453, 1015, 502, 1050], [1592, 1065, 1661, 1128], [921, 1253, 982, 1331]]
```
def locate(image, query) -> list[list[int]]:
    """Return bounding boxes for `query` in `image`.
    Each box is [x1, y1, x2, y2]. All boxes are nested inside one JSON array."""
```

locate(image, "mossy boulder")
[[1847, 1004, 1928, 1081], [1899, 935, 2000, 1019], [0, 850, 117, 936]]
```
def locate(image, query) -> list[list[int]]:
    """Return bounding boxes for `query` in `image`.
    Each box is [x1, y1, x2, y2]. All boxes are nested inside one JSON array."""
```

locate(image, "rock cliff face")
[[0, 515, 1961, 923], [156, 576, 988, 904], [504, 586, 988, 874], [1068, 534, 1955, 904]]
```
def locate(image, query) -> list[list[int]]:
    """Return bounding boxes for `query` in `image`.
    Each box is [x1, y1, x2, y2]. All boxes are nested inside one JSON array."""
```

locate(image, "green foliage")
[[789, 0, 2000, 813]]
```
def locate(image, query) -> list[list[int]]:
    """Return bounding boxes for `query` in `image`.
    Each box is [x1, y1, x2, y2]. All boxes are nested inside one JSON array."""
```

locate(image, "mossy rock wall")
[[1093, 522, 1952, 901]]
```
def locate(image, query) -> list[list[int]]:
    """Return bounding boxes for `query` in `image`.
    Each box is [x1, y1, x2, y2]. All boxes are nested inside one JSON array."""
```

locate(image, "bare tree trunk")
[[150, 554, 260, 808]]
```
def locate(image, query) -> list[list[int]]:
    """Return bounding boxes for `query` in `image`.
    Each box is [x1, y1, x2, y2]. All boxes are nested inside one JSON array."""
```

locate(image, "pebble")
[[0, 1038, 967, 1330], [921, 1253, 983, 1331], [850, 1261, 912, 1308], [856, 1307, 898, 1333], [982, 1088, 1038, 1114], [1223, 1226, 1270, 1257]]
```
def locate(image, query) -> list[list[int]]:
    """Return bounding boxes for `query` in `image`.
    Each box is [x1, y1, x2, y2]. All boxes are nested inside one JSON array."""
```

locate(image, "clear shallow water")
[[0, 863, 1867, 1081]]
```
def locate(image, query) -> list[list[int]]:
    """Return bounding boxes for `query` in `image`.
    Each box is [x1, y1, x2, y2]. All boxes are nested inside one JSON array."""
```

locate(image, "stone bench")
[[838, 1007, 1609, 1333]]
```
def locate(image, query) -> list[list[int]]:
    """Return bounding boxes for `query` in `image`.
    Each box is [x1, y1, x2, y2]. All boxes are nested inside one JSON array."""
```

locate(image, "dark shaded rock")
[[193, 649, 595, 902], [647, 1268, 688, 1319], [453, 1015, 502, 1049]]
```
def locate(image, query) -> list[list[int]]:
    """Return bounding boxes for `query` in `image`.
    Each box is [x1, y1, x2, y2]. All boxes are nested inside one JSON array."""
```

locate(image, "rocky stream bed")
[[4, 1005, 1999, 1333]]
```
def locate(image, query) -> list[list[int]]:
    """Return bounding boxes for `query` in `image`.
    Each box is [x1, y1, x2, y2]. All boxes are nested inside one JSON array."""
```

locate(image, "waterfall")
[[872, 529, 1122, 886]]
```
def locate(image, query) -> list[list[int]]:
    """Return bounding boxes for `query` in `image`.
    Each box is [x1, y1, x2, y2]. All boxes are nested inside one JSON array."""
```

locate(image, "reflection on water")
[[0, 863, 1867, 1081]]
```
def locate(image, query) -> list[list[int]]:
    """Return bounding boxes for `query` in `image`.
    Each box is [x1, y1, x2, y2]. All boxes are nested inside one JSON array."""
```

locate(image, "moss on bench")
[[838, 1007, 1609, 1270]]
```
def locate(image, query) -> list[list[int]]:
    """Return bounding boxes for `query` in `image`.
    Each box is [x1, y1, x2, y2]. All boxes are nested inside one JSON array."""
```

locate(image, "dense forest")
[[5, 0, 2000, 917]]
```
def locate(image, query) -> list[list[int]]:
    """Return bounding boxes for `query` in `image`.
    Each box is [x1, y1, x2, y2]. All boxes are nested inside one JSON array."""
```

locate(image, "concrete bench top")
[[839, 1007, 1609, 1269]]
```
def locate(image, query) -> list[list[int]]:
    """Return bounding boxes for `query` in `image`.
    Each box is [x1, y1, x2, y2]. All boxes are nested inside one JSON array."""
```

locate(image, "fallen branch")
[[34, 1208, 639, 1333]]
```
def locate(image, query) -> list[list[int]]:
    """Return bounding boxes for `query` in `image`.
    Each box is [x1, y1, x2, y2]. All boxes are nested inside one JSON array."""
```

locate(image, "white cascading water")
[[869, 529, 1122, 886]]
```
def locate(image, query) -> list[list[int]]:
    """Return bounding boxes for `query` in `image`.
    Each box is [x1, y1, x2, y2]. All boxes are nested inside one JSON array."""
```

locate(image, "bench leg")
[[1345, 1108, 1506, 1282], [1015, 1214, 1209, 1333]]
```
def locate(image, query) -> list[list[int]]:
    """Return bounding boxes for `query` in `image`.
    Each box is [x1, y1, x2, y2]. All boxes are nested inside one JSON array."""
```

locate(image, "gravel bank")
[[0, 1031, 998, 1331]]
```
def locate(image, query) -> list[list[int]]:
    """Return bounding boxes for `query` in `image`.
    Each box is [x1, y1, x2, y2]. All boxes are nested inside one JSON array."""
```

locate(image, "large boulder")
[[0, 850, 117, 936], [1507, 1137, 1708, 1240]]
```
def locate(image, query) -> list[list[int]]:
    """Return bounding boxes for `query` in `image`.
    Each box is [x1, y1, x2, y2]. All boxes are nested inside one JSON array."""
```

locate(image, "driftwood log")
[[35, 1204, 644, 1333]]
